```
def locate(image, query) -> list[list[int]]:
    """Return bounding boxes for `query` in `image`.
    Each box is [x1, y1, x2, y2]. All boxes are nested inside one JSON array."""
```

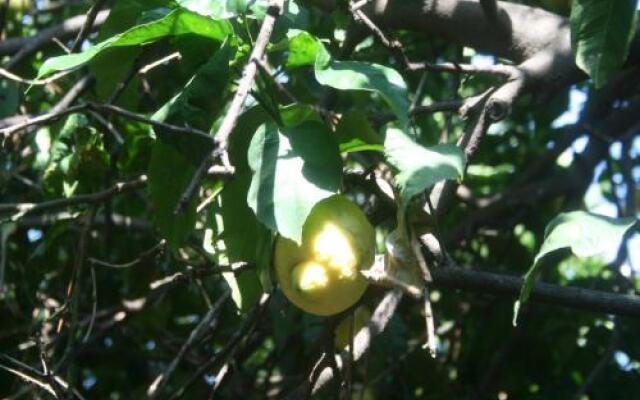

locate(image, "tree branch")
[[0, 176, 147, 221], [176, 0, 287, 212], [69, 0, 109, 53], [2, 10, 110, 69], [431, 267, 640, 318]]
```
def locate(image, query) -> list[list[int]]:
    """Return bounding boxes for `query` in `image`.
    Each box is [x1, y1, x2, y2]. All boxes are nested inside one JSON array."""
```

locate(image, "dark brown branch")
[[69, 0, 109, 53], [0, 75, 94, 135], [15, 212, 152, 231], [167, 294, 271, 400], [146, 292, 229, 398], [1, 102, 214, 144], [412, 100, 463, 115], [2, 10, 110, 69], [301, 254, 640, 394], [87, 103, 214, 143], [0, 176, 147, 220], [0, 104, 86, 137], [479, 0, 498, 21], [431, 267, 640, 318]]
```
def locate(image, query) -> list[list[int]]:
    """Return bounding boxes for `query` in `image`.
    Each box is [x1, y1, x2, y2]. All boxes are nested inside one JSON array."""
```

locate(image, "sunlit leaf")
[[315, 43, 410, 128], [37, 8, 233, 78], [286, 29, 320, 68], [247, 121, 342, 243], [514, 211, 637, 325], [384, 127, 465, 204]]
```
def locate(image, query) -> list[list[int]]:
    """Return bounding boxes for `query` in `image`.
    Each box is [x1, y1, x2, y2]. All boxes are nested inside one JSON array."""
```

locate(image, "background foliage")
[[1, 0, 640, 399]]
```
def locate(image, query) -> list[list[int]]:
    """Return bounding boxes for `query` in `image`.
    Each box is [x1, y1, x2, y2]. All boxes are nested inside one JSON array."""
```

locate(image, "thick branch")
[[312, 0, 589, 91], [431, 267, 640, 318]]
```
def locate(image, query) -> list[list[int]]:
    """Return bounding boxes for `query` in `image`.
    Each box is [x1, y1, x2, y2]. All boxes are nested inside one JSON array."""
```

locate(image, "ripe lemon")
[[274, 195, 375, 316]]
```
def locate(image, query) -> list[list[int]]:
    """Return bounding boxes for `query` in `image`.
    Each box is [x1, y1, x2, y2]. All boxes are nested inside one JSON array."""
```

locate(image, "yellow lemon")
[[274, 195, 375, 316]]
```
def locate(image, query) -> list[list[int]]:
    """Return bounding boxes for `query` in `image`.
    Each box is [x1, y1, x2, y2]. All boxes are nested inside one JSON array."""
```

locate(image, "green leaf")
[[384, 128, 465, 204], [279, 103, 322, 126], [247, 121, 342, 243], [286, 30, 320, 68], [314, 43, 410, 128], [255, 230, 275, 292], [148, 141, 198, 248], [37, 8, 233, 78], [148, 44, 232, 248], [96, 0, 170, 40], [219, 172, 269, 262], [0, 80, 20, 119], [570, 0, 638, 88], [223, 268, 263, 312], [514, 211, 637, 325], [335, 109, 383, 153]]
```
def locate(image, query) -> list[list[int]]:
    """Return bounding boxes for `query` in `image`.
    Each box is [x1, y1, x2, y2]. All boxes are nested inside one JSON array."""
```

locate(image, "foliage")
[[570, 0, 638, 88], [0, 0, 639, 399]]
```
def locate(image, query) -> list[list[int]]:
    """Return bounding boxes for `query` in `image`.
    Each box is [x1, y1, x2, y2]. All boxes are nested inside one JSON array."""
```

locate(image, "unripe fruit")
[[274, 195, 375, 316]]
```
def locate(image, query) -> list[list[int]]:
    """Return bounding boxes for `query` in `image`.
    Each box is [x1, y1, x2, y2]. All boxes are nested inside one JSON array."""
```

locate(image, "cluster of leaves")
[[0, 0, 639, 398]]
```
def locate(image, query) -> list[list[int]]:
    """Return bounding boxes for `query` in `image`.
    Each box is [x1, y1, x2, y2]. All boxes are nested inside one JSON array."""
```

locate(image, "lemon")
[[274, 195, 375, 316], [334, 305, 372, 349]]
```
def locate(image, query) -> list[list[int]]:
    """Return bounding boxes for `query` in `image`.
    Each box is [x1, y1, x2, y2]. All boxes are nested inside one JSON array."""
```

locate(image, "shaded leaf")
[[335, 109, 384, 153], [570, 0, 638, 88], [0, 80, 20, 119], [148, 44, 232, 248], [247, 121, 342, 243], [148, 141, 198, 248]]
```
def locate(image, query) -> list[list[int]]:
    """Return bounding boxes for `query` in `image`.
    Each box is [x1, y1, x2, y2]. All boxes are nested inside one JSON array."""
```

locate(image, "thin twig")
[[214, 0, 286, 161], [422, 286, 437, 358], [3, 10, 110, 69], [177, 0, 287, 211], [88, 240, 165, 269], [1, 104, 85, 137], [0, 176, 147, 221], [0, 67, 73, 85], [57, 206, 97, 376], [168, 293, 271, 400], [310, 289, 404, 394], [1, 101, 214, 144], [0, 360, 58, 398], [82, 264, 98, 343], [146, 292, 230, 398], [69, 0, 109, 52], [139, 52, 182, 75]]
